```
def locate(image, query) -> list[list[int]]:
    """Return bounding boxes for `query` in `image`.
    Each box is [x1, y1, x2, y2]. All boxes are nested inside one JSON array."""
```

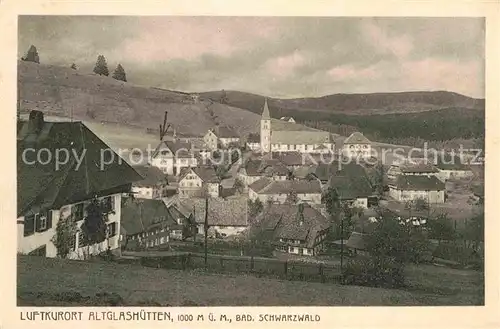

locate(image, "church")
[[249, 99, 335, 154]]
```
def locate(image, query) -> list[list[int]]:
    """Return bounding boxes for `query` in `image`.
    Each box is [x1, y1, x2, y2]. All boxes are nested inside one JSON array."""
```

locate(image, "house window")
[[73, 203, 84, 221], [23, 215, 35, 237], [107, 222, 117, 238], [101, 196, 115, 213], [78, 231, 88, 247], [38, 213, 48, 231]]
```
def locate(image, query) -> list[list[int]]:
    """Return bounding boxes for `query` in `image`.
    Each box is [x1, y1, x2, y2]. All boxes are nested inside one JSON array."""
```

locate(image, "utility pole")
[[340, 213, 344, 273], [204, 197, 209, 269]]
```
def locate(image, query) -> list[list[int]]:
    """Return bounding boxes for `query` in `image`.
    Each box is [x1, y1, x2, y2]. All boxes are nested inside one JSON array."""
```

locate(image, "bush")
[[342, 256, 405, 289]]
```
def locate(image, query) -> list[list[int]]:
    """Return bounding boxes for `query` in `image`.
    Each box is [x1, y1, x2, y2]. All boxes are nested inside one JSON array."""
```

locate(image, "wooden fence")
[[138, 253, 342, 284]]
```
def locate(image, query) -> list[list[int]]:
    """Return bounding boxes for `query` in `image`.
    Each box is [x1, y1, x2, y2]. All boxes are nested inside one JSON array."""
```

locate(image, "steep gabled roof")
[[213, 126, 239, 139], [249, 177, 322, 195], [132, 165, 168, 187], [181, 197, 249, 226], [121, 198, 179, 235], [179, 166, 220, 183], [345, 232, 369, 250], [246, 133, 260, 143], [17, 114, 142, 217], [392, 175, 445, 191], [344, 132, 371, 145], [262, 98, 271, 119], [329, 175, 373, 199]]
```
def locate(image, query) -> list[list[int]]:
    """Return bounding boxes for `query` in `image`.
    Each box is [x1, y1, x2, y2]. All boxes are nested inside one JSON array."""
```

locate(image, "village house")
[[248, 177, 322, 204], [435, 156, 474, 181], [150, 139, 198, 176], [238, 158, 290, 186], [345, 232, 370, 256], [131, 165, 169, 199], [329, 174, 373, 209], [280, 116, 296, 123], [178, 166, 221, 198], [388, 175, 446, 204], [180, 197, 249, 237], [256, 203, 331, 256], [17, 110, 142, 258], [260, 99, 334, 154], [120, 198, 184, 250], [342, 132, 372, 159], [204, 126, 240, 150], [245, 133, 261, 151]]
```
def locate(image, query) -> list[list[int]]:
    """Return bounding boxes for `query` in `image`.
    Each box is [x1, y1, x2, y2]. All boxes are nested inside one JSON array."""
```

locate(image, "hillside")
[[17, 256, 483, 306], [18, 61, 261, 138], [198, 90, 484, 116]]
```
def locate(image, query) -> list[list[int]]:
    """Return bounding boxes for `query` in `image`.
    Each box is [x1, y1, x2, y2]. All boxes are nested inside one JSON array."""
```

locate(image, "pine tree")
[[112, 63, 127, 82], [22, 45, 40, 64], [93, 55, 109, 76]]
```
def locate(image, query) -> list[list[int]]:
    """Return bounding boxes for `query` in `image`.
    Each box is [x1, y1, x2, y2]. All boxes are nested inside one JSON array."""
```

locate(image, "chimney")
[[28, 110, 44, 134]]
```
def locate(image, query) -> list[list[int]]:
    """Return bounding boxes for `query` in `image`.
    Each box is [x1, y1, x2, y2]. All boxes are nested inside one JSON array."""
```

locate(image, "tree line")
[[21, 45, 128, 82]]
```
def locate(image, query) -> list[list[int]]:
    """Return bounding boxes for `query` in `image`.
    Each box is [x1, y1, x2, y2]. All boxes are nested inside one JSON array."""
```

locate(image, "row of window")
[[70, 222, 117, 249]]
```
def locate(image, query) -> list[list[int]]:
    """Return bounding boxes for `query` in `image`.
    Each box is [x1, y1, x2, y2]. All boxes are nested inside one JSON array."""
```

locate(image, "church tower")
[[260, 98, 271, 153]]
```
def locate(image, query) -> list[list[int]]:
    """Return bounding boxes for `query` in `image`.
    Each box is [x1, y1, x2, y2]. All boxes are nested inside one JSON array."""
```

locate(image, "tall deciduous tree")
[[112, 63, 127, 82], [93, 55, 109, 76], [427, 213, 455, 245], [22, 45, 40, 64]]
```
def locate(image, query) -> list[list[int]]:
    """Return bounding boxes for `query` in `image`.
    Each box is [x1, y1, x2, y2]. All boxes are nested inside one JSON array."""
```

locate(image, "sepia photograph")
[[14, 14, 486, 309]]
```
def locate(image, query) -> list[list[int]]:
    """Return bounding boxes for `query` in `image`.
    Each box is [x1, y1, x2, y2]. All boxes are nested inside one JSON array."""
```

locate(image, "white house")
[[388, 175, 446, 204], [178, 166, 221, 198], [329, 174, 373, 209], [150, 139, 198, 176], [245, 133, 261, 151], [435, 156, 474, 181], [17, 110, 142, 258], [131, 165, 169, 199], [342, 132, 372, 159], [248, 177, 322, 205], [280, 116, 296, 123]]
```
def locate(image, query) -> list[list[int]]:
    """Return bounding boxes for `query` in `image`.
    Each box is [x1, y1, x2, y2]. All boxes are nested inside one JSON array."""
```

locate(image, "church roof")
[[271, 130, 331, 145], [262, 98, 271, 119], [344, 132, 371, 144]]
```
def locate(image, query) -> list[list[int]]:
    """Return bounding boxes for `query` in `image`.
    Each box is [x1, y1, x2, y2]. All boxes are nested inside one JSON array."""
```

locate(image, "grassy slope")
[[17, 256, 483, 306], [18, 61, 261, 138]]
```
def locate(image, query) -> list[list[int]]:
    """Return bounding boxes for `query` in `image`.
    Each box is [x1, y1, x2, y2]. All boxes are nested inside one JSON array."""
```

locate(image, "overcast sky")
[[18, 16, 485, 98]]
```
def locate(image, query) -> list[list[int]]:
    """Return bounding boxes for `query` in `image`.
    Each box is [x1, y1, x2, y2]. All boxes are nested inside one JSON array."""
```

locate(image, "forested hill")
[[197, 90, 484, 116]]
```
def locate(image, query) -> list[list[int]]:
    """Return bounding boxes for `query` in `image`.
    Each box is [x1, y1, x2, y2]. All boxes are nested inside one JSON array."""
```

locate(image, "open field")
[[17, 256, 483, 306]]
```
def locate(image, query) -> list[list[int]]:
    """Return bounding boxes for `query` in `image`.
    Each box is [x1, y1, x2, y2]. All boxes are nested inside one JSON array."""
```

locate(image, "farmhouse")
[[256, 203, 331, 256], [342, 132, 372, 159], [388, 175, 446, 204], [435, 156, 474, 181], [245, 133, 261, 151], [248, 177, 322, 205], [178, 166, 221, 198], [329, 174, 373, 209], [260, 99, 334, 154], [238, 158, 290, 185], [204, 126, 240, 150], [131, 165, 169, 199], [120, 198, 183, 250], [150, 139, 198, 176], [181, 197, 249, 237], [280, 116, 296, 123], [17, 110, 142, 258]]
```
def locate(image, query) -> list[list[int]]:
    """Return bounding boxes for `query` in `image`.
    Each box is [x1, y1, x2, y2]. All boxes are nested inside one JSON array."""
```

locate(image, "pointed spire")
[[262, 98, 270, 119]]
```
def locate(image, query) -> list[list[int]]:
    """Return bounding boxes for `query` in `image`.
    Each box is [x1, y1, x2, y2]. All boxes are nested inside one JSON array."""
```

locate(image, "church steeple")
[[262, 98, 271, 119], [260, 98, 271, 153]]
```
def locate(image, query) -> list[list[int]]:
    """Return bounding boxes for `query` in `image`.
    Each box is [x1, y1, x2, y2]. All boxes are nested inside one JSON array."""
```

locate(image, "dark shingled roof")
[[213, 126, 239, 139], [132, 165, 168, 187], [392, 175, 445, 191], [258, 204, 331, 248], [329, 175, 373, 200], [343, 132, 371, 144], [401, 163, 439, 174], [152, 139, 194, 158], [345, 232, 369, 250], [17, 113, 142, 217], [249, 177, 322, 195], [246, 133, 260, 143], [180, 166, 220, 183], [181, 197, 249, 227], [121, 198, 179, 235], [242, 159, 290, 177], [271, 152, 305, 166]]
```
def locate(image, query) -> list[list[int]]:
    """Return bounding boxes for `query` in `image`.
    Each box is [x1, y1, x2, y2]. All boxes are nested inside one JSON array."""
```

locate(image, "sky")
[[18, 16, 485, 98]]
